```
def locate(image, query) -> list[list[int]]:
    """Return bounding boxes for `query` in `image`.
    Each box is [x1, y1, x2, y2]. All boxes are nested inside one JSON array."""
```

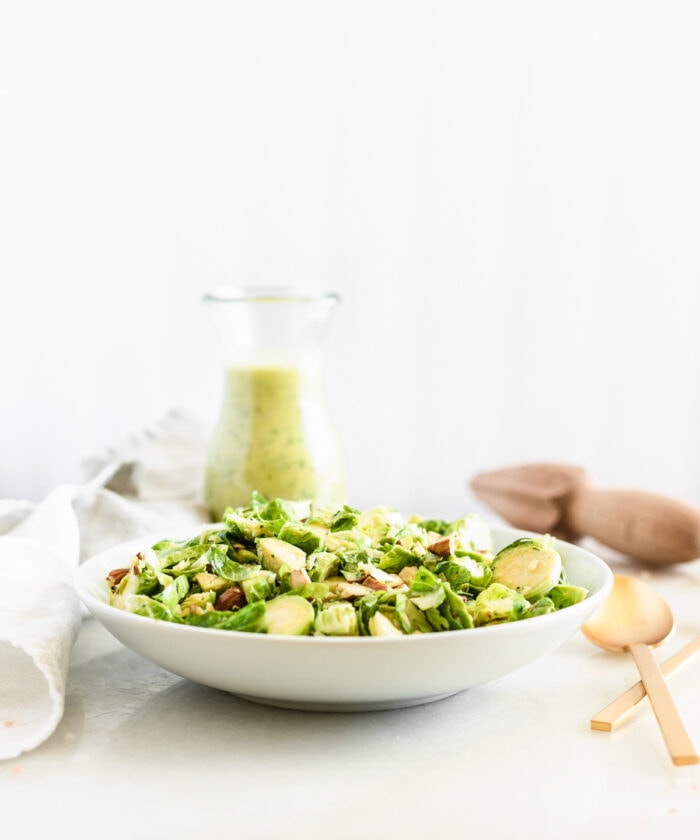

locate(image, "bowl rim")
[[76, 526, 613, 646]]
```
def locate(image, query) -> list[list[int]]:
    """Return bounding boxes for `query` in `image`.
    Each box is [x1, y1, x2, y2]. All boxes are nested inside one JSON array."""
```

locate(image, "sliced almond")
[[106, 567, 130, 587], [427, 536, 454, 556], [215, 585, 245, 611], [335, 582, 374, 600], [290, 568, 312, 589], [362, 575, 389, 592]]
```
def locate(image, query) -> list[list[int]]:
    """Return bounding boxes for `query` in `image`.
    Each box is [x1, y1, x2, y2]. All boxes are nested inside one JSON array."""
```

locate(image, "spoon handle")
[[591, 637, 700, 731], [627, 642, 699, 766]]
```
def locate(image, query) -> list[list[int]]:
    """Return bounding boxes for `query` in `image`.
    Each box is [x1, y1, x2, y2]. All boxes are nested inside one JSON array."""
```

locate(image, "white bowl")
[[76, 527, 612, 711]]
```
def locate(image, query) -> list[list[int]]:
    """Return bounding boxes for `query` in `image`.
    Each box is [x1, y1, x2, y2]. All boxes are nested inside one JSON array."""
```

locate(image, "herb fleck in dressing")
[[205, 365, 345, 520]]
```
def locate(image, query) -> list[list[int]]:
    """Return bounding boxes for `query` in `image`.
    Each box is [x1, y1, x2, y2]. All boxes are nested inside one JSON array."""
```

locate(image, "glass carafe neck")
[[203, 287, 340, 368]]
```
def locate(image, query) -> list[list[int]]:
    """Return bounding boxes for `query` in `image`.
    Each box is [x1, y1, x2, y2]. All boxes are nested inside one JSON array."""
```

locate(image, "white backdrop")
[[1, 1, 699, 518]]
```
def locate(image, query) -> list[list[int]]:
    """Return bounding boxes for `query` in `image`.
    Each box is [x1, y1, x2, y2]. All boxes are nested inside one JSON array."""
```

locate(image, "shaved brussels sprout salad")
[[107, 493, 589, 636]]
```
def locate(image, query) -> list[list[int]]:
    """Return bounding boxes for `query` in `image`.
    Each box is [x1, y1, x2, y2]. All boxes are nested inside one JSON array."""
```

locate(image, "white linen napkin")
[[0, 411, 210, 761]]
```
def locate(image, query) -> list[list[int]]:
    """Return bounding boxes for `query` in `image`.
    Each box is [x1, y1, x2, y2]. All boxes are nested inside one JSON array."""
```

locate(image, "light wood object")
[[471, 463, 700, 564]]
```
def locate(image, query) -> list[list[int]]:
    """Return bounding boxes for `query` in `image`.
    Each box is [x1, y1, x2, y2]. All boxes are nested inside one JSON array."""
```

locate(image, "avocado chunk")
[[194, 572, 231, 594], [257, 537, 307, 575], [368, 611, 403, 636], [264, 595, 315, 635]]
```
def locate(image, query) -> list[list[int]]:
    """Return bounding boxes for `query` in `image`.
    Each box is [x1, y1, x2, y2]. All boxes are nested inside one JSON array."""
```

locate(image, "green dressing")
[[205, 365, 345, 520]]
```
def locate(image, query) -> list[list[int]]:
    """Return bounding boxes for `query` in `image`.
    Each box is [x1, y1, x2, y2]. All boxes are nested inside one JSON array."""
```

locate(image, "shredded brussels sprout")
[[107, 492, 587, 636]]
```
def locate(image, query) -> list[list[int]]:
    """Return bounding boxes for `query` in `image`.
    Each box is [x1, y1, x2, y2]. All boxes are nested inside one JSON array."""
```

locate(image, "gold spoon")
[[582, 574, 699, 766], [591, 637, 700, 731]]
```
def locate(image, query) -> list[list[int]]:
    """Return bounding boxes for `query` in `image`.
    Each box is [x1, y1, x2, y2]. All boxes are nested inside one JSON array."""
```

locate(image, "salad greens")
[[107, 492, 588, 636]]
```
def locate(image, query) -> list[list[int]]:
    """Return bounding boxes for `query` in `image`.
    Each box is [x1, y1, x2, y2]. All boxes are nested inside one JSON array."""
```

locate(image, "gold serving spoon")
[[591, 637, 700, 731], [582, 574, 699, 766]]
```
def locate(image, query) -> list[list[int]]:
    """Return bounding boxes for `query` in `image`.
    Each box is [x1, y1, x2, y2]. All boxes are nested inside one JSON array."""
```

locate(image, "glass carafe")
[[203, 288, 346, 521]]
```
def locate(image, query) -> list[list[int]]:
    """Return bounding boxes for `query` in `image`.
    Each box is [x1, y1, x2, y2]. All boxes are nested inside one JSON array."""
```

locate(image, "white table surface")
[[4, 546, 700, 840]]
